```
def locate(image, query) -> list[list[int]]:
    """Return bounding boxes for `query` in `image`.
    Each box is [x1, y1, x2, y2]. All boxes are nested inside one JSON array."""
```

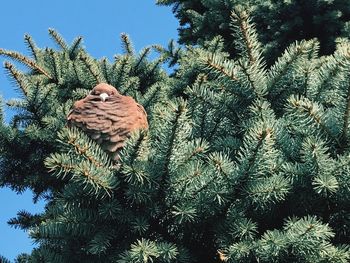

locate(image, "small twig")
[[0, 48, 52, 79], [4, 61, 28, 96], [205, 55, 238, 82]]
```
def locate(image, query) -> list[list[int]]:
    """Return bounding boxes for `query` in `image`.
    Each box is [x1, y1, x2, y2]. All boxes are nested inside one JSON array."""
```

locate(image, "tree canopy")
[[1, 2, 350, 263]]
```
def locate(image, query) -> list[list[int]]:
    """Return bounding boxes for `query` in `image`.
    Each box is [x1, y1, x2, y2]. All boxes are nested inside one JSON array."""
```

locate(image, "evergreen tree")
[[1, 7, 350, 263], [157, 0, 350, 64]]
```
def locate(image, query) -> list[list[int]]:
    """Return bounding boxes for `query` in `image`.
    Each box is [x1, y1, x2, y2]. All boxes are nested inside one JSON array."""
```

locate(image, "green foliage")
[[157, 0, 350, 64], [0, 255, 11, 263], [1, 7, 350, 263], [220, 216, 350, 263], [45, 127, 118, 196]]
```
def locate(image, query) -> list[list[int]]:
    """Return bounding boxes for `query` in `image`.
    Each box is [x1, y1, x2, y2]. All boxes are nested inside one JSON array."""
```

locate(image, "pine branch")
[[312, 55, 344, 99], [29, 81, 53, 123], [45, 153, 116, 194], [149, 56, 166, 76], [48, 49, 60, 83], [45, 153, 74, 176], [202, 53, 238, 82], [339, 42, 350, 147], [171, 141, 208, 189], [231, 8, 256, 63], [120, 130, 148, 167], [241, 129, 268, 179], [101, 57, 110, 84], [189, 169, 223, 198], [0, 255, 11, 263], [121, 33, 135, 55], [24, 34, 38, 60], [25, 82, 42, 124], [230, 7, 268, 98], [330, 153, 350, 175], [237, 59, 265, 97], [69, 36, 83, 60], [48, 28, 68, 50], [154, 100, 191, 218], [72, 59, 83, 84], [4, 61, 29, 95], [133, 47, 151, 74], [245, 175, 290, 207], [288, 96, 342, 148], [341, 82, 350, 148], [45, 127, 118, 195], [166, 39, 181, 66], [301, 64, 313, 97], [140, 83, 163, 110], [159, 104, 182, 197], [267, 40, 315, 93], [79, 53, 104, 83], [60, 127, 110, 168], [7, 210, 41, 230], [210, 36, 224, 53], [219, 127, 273, 216], [151, 43, 165, 53], [112, 55, 132, 89], [0, 48, 52, 79], [186, 75, 218, 109]]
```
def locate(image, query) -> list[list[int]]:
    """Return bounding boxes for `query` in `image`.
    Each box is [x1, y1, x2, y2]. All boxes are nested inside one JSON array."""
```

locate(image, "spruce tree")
[[157, 0, 350, 64], [1, 7, 350, 263]]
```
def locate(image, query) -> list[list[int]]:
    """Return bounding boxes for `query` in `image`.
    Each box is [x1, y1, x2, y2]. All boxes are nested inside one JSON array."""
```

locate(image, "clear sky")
[[0, 1, 178, 261]]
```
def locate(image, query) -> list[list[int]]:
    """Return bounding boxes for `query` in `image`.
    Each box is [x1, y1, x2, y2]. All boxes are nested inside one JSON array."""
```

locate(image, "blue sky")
[[0, 1, 178, 261]]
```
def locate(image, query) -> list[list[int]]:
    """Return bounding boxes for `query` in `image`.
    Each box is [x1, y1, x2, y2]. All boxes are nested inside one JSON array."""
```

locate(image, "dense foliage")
[[1, 4, 350, 263], [157, 0, 350, 64]]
